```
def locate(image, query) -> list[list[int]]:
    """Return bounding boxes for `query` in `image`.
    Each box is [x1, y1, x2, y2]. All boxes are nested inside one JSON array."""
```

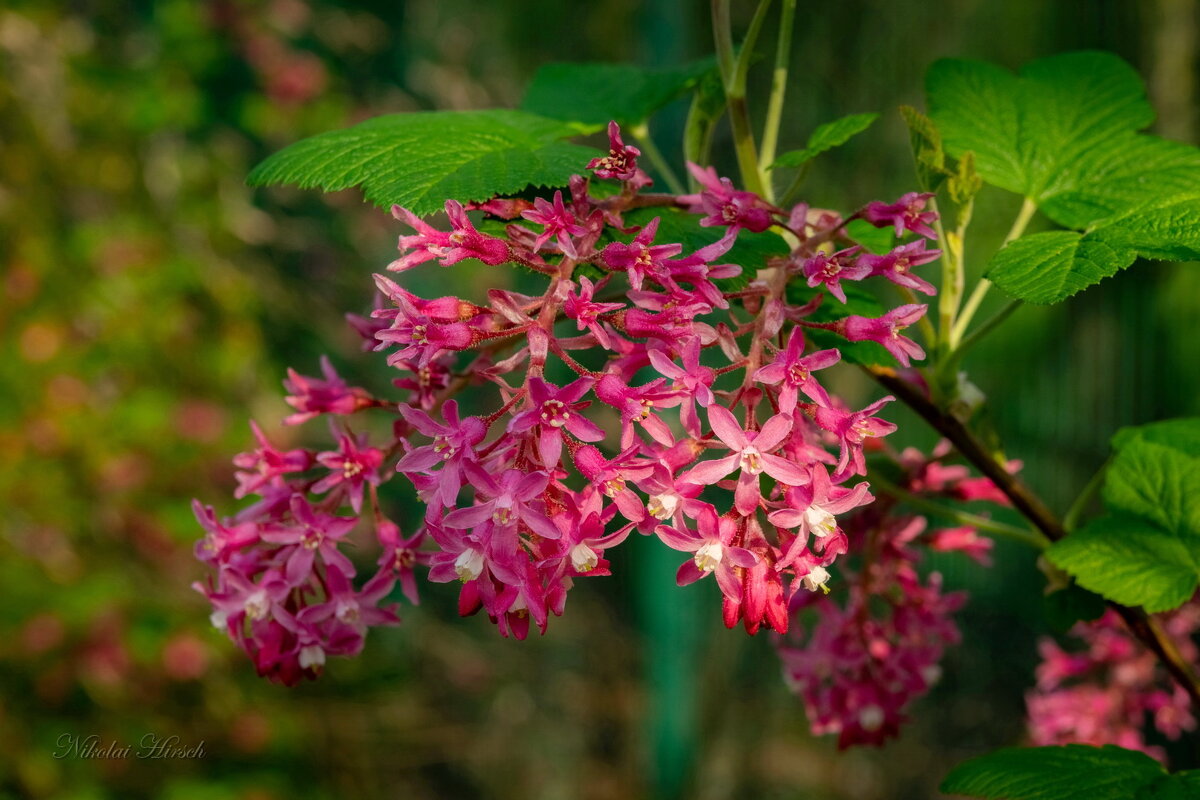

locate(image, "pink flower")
[[813, 396, 898, 479], [602, 216, 682, 290], [587, 121, 641, 181], [769, 465, 873, 569], [802, 247, 869, 304], [283, 356, 375, 425], [753, 327, 840, 411], [858, 240, 941, 295], [928, 526, 993, 566], [862, 192, 938, 239], [520, 190, 588, 256], [395, 400, 487, 509], [679, 162, 775, 233], [442, 200, 510, 265], [260, 495, 358, 585], [563, 276, 624, 349], [232, 421, 312, 499], [656, 504, 758, 602], [442, 468, 560, 541], [647, 340, 715, 435], [507, 377, 604, 467], [312, 431, 384, 513], [193, 500, 260, 564], [376, 519, 432, 605], [594, 374, 678, 449], [841, 304, 928, 368], [682, 406, 809, 515]]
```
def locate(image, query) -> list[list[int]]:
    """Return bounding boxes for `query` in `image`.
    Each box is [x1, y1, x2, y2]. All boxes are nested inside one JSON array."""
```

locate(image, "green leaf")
[[1046, 418, 1200, 612], [940, 745, 1168, 800], [844, 218, 898, 255], [521, 60, 715, 126], [898, 105, 949, 193], [769, 113, 879, 169], [247, 110, 602, 215], [986, 192, 1200, 304], [929, 53, 1158, 211]]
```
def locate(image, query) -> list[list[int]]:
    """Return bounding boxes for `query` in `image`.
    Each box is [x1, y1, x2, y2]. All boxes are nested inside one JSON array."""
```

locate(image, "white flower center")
[[570, 543, 598, 573], [540, 399, 570, 427], [454, 548, 485, 582], [693, 541, 724, 572], [858, 705, 885, 732], [801, 565, 830, 593], [244, 590, 270, 621], [299, 644, 326, 669], [647, 493, 680, 520], [739, 445, 763, 475], [802, 505, 837, 537]]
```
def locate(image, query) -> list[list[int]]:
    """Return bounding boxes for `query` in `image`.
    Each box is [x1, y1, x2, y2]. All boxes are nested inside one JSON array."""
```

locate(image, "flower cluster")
[[1027, 604, 1200, 759], [777, 442, 1003, 747], [195, 122, 947, 685]]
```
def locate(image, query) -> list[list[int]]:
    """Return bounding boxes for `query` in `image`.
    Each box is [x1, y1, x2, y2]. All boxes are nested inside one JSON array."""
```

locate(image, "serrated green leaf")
[[770, 113, 879, 169], [521, 60, 715, 126], [618, 207, 789, 292], [940, 745, 1167, 800], [247, 110, 602, 215], [1046, 514, 1197, 612], [899, 105, 949, 193], [1046, 419, 1200, 612], [987, 191, 1200, 304], [928, 52, 1175, 217]]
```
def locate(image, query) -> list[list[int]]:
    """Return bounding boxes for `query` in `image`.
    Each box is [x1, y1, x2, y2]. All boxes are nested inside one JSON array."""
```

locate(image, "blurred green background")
[[1, 1, 1197, 798]]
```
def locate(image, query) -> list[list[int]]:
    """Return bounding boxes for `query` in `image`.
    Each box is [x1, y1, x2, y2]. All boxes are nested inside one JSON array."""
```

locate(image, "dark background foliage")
[[1, 1, 1195, 797]]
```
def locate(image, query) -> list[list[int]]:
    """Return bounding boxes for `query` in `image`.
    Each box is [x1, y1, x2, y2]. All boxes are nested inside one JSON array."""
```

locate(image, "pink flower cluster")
[[777, 443, 1004, 747], [196, 122, 948, 684], [1027, 605, 1200, 759]]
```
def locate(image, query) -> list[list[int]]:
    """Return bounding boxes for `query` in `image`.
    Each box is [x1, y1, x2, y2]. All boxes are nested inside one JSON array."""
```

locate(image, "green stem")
[[949, 197, 1037, 345], [930, 198, 959, 354], [712, 0, 770, 197], [778, 162, 811, 207], [1063, 457, 1111, 532], [870, 473, 1049, 550], [758, 0, 795, 173], [630, 122, 686, 195]]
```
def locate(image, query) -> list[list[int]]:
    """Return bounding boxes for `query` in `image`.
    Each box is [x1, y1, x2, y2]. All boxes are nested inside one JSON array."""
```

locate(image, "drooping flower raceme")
[[194, 121, 956, 732]]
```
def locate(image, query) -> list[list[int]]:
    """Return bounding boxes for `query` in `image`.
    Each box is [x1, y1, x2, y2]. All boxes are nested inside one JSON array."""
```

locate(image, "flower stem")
[[758, 0, 795, 172], [712, 0, 770, 198], [869, 472, 1049, 550], [630, 122, 686, 195], [865, 363, 1200, 713], [949, 197, 1037, 346]]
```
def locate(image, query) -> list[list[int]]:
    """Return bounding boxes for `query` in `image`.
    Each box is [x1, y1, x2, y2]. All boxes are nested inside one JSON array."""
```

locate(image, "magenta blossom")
[[520, 190, 588, 256], [312, 430, 384, 513], [656, 504, 758, 602], [602, 216, 682, 291], [587, 121, 641, 181], [813, 396, 898, 479], [802, 247, 869, 304], [858, 240, 941, 295], [840, 304, 927, 368], [283, 356, 375, 425], [563, 275, 624, 349], [862, 192, 938, 239], [682, 406, 810, 515], [507, 377, 604, 467], [260, 495, 358, 585], [679, 162, 775, 233], [232, 421, 312, 499], [753, 327, 839, 411]]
